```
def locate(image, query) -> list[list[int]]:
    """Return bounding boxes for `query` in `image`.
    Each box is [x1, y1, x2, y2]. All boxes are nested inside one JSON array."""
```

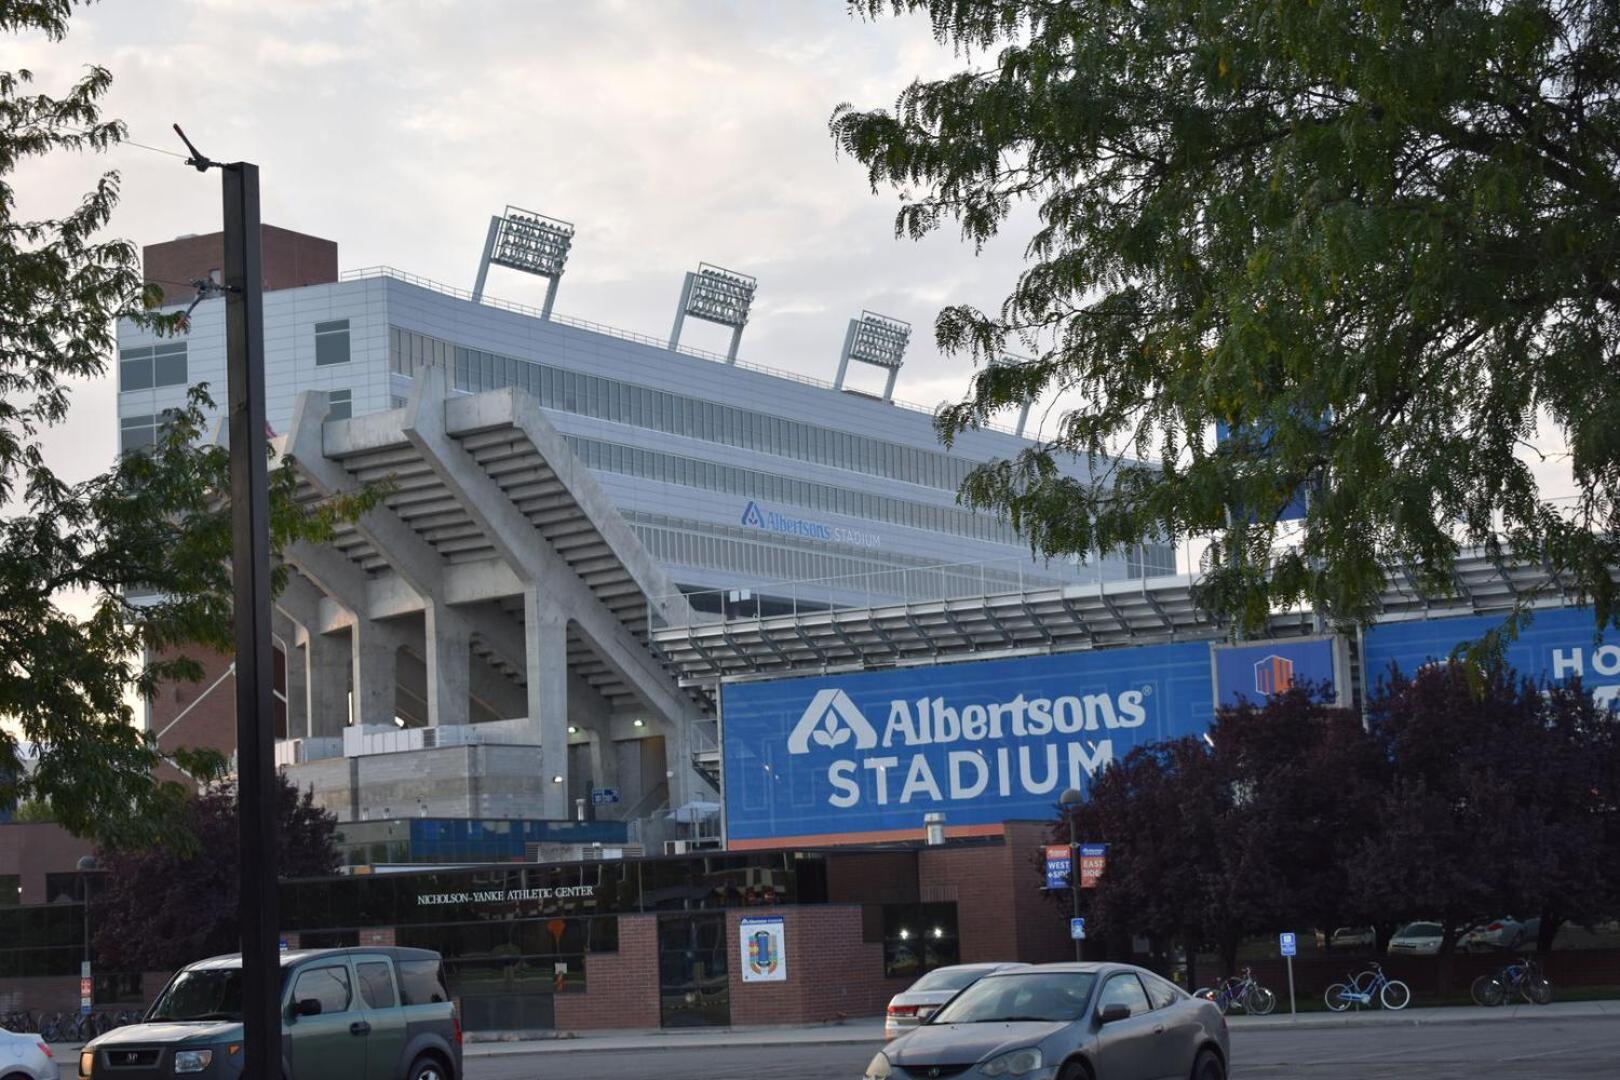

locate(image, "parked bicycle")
[[36, 1007, 142, 1042], [0, 1008, 35, 1033], [1324, 960, 1412, 1011], [1471, 955, 1553, 1006], [1193, 966, 1278, 1015]]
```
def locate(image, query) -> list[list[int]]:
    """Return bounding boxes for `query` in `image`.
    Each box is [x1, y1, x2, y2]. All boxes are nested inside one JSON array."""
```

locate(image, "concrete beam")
[[525, 596, 570, 818]]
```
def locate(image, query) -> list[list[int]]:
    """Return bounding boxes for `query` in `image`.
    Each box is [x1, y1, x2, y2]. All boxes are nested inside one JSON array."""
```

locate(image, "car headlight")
[[174, 1049, 214, 1073], [79, 1050, 94, 1078], [981, 1047, 1044, 1076], [864, 1051, 893, 1078]]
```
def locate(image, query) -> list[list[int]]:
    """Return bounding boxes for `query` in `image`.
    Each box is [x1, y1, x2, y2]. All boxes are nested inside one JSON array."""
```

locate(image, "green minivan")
[[79, 947, 462, 1080]]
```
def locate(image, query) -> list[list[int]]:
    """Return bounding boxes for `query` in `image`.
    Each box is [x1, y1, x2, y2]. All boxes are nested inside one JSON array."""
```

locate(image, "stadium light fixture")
[[669, 262, 757, 362], [471, 205, 576, 318], [835, 310, 911, 402]]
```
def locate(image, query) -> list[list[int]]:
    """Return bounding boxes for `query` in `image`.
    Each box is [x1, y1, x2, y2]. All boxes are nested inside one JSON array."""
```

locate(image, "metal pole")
[[224, 161, 280, 1080], [471, 216, 499, 302], [1067, 810, 1082, 962], [1287, 954, 1296, 1019]]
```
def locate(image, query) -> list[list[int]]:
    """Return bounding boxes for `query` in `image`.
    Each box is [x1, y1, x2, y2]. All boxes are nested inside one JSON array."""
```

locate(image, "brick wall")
[[1004, 821, 1075, 963], [554, 914, 659, 1030], [143, 226, 338, 303], [0, 822, 95, 904], [726, 905, 909, 1027], [358, 928, 396, 947], [918, 841, 1018, 963]]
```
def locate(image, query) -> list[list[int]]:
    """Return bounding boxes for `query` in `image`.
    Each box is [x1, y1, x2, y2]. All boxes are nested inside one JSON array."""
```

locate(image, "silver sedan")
[[0, 1028, 57, 1080], [864, 963, 1229, 1080], [886, 963, 1030, 1041]]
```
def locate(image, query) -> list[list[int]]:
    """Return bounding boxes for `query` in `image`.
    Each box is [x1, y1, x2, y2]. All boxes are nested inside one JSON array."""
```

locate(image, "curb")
[[1228, 1004, 1619, 1033], [465, 1026, 884, 1057]]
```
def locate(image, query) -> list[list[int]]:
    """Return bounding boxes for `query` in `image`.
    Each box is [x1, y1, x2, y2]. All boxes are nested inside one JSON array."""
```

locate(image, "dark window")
[[355, 961, 397, 1009], [119, 343, 187, 390], [0, 875, 17, 907], [882, 903, 959, 978], [328, 389, 353, 421], [589, 916, 619, 954], [94, 972, 144, 1005], [1144, 975, 1181, 1010], [292, 965, 352, 1015], [314, 320, 351, 366], [45, 873, 83, 904], [397, 959, 450, 1005], [1098, 973, 1151, 1018]]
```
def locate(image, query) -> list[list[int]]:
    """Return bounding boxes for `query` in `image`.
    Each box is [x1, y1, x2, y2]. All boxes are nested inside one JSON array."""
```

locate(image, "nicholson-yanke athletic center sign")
[[720, 606, 1614, 846]]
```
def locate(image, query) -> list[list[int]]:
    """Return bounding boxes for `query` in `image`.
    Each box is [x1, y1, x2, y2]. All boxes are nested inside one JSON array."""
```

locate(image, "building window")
[[119, 342, 187, 391], [314, 319, 351, 366], [328, 389, 353, 421], [0, 874, 18, 907], [881, 902, 960, 978], [119, 413, 160, 453]]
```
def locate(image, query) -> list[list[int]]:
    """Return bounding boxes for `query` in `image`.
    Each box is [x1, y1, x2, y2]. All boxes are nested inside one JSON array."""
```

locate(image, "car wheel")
[[1191, 1048, 1225, 1080], [1056, 1060, 1093, 1080], [405, 1054, 448, 1080]]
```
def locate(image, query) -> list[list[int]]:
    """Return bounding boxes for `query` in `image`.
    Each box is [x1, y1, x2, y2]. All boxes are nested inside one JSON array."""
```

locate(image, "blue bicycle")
[[1324, 961, 1411, 1011], [1193, 966, 1277, 1015], [1471, 956, 1552, 1006]]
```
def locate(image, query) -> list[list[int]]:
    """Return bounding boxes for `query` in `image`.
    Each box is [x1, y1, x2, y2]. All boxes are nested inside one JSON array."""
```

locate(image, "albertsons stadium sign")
[[721, 641, 1214, 846]]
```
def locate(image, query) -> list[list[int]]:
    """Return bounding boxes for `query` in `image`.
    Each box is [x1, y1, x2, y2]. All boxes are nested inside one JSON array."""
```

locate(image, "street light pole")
[[1059, 788, 1083, 962], [175, 125, 279, 1080]]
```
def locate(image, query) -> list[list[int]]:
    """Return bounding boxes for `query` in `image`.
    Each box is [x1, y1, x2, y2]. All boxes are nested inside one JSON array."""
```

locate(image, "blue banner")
[[1362, 606, 1617, 710], [1210, 636, 1346, 708], [721, 642, 1215, 845]]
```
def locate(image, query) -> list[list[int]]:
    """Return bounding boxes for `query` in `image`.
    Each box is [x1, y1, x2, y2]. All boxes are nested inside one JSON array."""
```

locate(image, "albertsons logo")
[[738, 500, 880, 548], [785, 683, 1143, 810], [740, 500, 767, 529]]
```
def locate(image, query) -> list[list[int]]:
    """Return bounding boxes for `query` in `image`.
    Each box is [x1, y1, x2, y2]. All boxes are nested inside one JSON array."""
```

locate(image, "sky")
[[2, 0, 1579, 550], [6, 0, 1050, 491]]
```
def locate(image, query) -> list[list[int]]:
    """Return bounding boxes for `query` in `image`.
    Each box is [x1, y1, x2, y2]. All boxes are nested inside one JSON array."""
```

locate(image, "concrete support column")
[[304, 627, 351, 738], [424, 602, 471, 728], [584, 725, 620, 795], [275, 613, 306, 741], [352, 619, 404, 727], [524, 591, 570, 818]]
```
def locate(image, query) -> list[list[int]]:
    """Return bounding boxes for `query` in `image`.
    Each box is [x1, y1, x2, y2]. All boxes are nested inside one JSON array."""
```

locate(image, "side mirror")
[[293, 998, 323, 1018], [1097, 1003, 1131, 1025]]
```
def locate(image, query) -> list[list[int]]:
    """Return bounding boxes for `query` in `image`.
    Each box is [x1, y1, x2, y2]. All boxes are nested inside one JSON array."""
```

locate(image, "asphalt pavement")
[[461, 1003, 1620, 1080]]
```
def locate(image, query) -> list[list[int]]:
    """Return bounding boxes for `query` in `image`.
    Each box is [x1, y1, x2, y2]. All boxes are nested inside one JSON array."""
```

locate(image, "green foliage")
[[0, 3, 367, 849], [835, 1, 1620, 635], [8, 797, 54, 823]]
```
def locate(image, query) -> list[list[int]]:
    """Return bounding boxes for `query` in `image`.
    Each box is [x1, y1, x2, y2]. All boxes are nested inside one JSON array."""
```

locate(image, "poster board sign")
[[740, 916, 787, 983]]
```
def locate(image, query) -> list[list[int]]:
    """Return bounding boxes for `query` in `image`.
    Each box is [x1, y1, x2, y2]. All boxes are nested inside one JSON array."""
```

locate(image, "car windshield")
[[909, 967, 991, 994], [1401, 923, 1442, 937], [148, 968, 287, 1022], [929, 972, 1097, 1025]]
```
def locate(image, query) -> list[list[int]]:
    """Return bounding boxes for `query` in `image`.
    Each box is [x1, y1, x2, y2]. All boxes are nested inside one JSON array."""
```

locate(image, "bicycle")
[[1193, 966, 1278, 1015], [1471, 956, 1553, 1006], [1324, 960, 1411, 1011]]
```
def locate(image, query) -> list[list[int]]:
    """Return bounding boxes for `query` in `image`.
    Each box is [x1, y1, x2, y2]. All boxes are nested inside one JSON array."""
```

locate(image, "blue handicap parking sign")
[[1070, 917, 1086, 941], [1279, 932, 1297, 957]]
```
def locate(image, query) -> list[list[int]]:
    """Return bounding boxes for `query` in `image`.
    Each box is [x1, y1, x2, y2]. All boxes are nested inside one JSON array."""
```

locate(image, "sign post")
[[79, 961, 91, 1017], [1279, 932, 1297, 1018]]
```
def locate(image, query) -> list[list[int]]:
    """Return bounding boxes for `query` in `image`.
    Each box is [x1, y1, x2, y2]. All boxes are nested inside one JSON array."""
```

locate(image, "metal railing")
[[650, 554, 1192, 629], [339, 265, 1020, 435]]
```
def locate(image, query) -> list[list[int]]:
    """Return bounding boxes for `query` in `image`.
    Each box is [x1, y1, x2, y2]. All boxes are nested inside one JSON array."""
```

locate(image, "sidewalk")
[[1225, 998, 1620, 1032], [464, 1017, 886, 1057]]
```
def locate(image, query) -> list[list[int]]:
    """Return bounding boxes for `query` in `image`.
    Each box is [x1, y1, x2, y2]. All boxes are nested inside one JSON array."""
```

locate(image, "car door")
[[288, 961, 369, 1080], [1142, 973, 1202, 1074], [1091, 972, 1180, 1080], [354, 956, 408, 1080]]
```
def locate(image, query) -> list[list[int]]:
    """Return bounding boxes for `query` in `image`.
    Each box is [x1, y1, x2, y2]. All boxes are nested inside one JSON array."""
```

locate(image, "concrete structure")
[[120, 225, 1168, 839]]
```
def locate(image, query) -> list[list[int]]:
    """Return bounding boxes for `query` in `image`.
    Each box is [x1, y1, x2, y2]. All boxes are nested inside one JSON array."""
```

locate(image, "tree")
[[1350, 662, 1615, 992], [0, 3, 363, 848], [833, 1, 1620, 638], [89, 775, 339, 972]]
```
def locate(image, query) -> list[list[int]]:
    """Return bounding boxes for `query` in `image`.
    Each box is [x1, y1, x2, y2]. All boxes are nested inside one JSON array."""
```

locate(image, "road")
[[464, 1016, 1620, 1079]]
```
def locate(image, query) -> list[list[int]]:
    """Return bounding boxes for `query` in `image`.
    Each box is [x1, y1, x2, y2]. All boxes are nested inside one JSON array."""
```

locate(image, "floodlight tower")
[[472, 206, 575, 319], [669, 262, 757, 362], [993, 353, 1036, 438], [834, 310, 911, 403]]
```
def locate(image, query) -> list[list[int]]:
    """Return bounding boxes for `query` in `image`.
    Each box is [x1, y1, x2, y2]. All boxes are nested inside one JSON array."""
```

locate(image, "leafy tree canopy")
[[90, 775, 340, 972], [835, 0, 1620, 636], [0, 2, 360, 849]]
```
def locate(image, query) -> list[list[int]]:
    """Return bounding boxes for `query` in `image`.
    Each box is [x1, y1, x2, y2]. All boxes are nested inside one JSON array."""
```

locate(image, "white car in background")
[[0, 1029, 55, 1080], [884, 962, 1028, 1040], [1387, 921, 1445, 956]]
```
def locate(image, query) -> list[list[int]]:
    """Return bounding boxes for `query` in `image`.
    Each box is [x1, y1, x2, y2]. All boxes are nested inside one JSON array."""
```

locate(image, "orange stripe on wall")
[[727, 822, 1006, 850]]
